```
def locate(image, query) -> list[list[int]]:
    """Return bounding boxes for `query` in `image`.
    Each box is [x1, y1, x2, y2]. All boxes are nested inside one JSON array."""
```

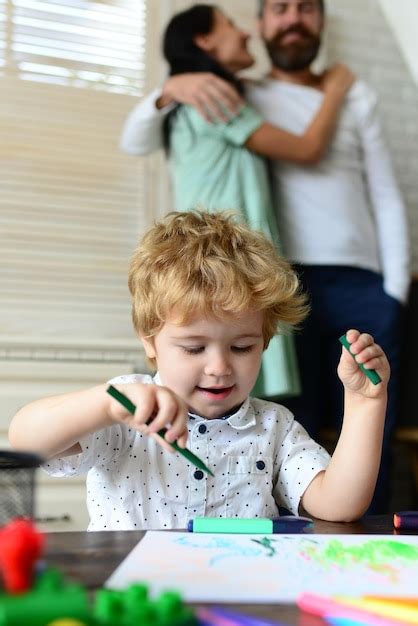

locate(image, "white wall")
[[324, 0, 418, 275], [379, 0, 418, 84]]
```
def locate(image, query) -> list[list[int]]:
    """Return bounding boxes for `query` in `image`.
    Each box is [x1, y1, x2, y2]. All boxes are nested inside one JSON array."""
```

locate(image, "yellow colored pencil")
[[336, 596, 418, 625], [364, 597, 418, 608]]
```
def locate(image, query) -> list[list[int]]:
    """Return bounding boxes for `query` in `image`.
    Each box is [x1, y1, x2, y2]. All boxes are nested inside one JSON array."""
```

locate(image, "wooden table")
[[44, 515, 403, 625]]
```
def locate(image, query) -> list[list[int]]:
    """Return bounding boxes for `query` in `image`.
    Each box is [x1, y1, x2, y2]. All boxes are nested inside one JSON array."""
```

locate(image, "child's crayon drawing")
[[299, 538, 418, 583], [251, 536, 279, 557], [175, 535, 262, 566], [105, 532, 418, 603]]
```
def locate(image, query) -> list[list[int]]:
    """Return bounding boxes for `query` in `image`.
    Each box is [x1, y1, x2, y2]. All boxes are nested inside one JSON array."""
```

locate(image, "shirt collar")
[[153, 371, 162, 385], [152, 372, 255, 431], [224, 396, 255, 430]]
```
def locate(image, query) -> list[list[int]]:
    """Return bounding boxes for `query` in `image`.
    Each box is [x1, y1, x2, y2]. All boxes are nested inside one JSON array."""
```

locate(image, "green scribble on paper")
[[251, 537, 278, 557], [301, 539, 418, 581]]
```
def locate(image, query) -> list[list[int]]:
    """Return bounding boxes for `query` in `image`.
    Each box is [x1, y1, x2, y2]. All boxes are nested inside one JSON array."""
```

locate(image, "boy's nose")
[[205, 351, 232, 377]]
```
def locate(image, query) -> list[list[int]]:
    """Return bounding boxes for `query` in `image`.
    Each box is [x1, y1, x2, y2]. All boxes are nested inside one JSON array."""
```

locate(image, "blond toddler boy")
[[9, 211, 389, 530]]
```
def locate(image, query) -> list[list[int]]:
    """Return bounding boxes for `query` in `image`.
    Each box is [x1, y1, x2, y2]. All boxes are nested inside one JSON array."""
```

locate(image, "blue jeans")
[[283, 265, 404, 514]]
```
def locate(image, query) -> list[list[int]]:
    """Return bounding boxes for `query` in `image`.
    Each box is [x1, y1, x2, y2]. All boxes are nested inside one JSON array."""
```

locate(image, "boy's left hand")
[[337, 329, 390, 397]]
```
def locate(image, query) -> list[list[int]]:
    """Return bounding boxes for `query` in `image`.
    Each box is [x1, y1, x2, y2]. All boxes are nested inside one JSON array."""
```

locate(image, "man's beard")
[[265, 26, 321, 71]]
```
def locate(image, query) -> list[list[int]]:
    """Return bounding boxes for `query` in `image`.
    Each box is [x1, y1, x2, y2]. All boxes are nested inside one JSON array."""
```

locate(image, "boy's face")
[[142, 311, 264, 419]]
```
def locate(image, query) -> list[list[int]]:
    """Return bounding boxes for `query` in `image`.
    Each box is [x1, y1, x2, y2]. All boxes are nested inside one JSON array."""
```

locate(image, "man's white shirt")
[[248, 79, 410, 303]]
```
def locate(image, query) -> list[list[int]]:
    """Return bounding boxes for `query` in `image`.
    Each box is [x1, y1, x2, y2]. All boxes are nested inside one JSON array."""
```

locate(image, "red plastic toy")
[[0, 518, 44, 592]]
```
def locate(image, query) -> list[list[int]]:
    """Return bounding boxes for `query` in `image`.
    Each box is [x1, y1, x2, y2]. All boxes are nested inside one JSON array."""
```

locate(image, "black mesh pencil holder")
[[0, 450, 43, 527]]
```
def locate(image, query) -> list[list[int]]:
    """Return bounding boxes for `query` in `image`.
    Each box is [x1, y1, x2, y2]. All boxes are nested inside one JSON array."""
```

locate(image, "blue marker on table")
[[393, 510, 418, 530], [187, 515, 313, 534]]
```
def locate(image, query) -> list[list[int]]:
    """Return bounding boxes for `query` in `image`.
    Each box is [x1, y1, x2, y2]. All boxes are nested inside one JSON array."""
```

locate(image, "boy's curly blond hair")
[[129, 210, 308, 355]]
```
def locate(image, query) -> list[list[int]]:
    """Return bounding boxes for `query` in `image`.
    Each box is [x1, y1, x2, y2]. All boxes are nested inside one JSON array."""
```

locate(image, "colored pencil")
[[197, 606, 288, 625], [327, 617, 395, 626], [298, 593, 414, 626], [337, 597, 418, 624]]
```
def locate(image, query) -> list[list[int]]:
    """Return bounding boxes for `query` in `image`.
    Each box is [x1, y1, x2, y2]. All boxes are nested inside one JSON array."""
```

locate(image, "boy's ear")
[[140, 335, 156, 359]]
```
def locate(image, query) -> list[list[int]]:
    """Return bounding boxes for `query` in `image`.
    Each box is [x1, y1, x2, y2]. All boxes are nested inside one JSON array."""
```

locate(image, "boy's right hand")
[[107, 384, 188, 452]]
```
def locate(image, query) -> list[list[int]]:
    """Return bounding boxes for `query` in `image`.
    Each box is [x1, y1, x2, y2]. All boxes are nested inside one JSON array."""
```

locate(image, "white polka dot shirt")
[[43, 373, 330, 530]]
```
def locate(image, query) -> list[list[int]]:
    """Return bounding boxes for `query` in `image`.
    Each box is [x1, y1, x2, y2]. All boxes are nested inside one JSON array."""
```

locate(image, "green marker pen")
[[188, 516, 313, 534], [106, 384, 214, 476], [339, 334, 382, 385]]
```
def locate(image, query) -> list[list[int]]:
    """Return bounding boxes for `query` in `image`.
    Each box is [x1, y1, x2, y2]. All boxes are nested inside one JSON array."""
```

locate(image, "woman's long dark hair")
[[162, 4, 245, 150]]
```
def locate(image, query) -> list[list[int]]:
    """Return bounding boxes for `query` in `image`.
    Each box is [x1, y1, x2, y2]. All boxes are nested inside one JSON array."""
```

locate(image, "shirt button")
[[194, 470, 204, 480], [256, 460, 265, 470], [198, 424, 207, 434]]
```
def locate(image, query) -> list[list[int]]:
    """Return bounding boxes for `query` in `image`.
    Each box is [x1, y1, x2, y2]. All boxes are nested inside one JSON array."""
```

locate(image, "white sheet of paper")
[[105, 531, 418, 603]]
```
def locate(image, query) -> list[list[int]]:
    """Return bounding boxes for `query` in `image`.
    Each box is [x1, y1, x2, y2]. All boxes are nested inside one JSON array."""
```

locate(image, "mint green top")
[[168, 104, 300, 399]]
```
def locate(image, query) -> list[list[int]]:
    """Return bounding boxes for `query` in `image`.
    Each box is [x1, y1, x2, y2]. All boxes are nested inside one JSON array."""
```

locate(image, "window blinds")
[[0, 0, 150, 353]]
